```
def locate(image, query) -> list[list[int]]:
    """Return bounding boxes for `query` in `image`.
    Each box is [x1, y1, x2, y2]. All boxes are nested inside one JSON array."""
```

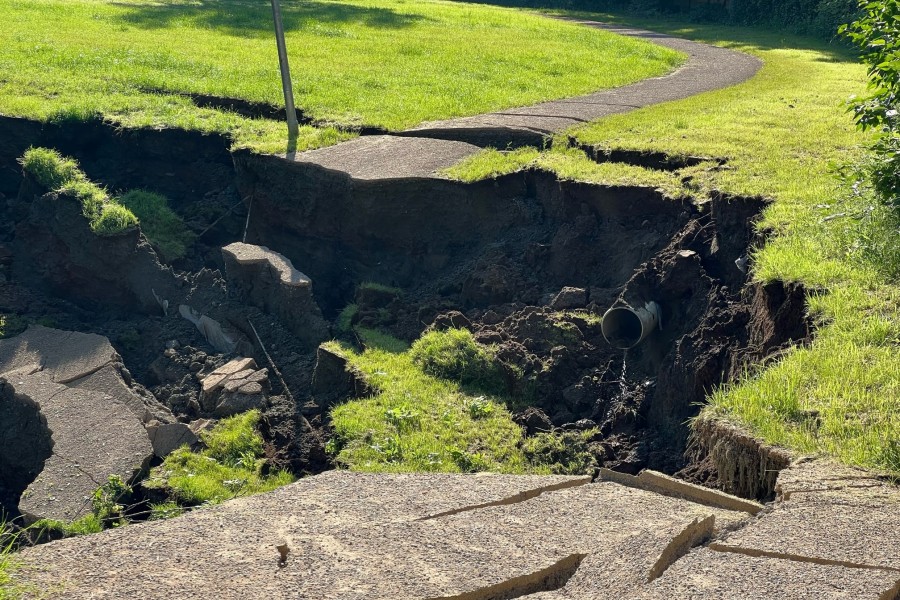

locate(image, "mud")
[[0, 115, 812, 508]]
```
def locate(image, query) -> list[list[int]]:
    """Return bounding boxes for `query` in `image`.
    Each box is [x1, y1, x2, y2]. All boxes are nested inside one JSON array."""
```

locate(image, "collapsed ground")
[[0, 105, 809, 532], [0, 8, 896, 556]]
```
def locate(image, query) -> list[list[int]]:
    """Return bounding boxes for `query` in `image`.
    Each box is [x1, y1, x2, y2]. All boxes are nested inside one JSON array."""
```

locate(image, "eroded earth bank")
[[0, 115, 815, 531]]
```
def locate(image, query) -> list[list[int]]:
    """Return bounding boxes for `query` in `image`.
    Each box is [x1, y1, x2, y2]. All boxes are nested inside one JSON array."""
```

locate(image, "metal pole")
[[271, 0, 298, 139]]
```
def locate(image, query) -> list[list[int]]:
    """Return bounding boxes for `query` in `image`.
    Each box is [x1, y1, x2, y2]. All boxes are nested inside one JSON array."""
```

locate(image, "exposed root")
[[688, 417, 791, 501]]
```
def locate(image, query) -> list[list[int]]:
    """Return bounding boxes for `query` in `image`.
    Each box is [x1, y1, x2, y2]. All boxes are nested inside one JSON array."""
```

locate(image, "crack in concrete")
[[780, 483, 887, 501], [417, 477, 590, 521], [55, 359, 116, 385], [422, 553, 586, 600], [708, 542, 900, 573], [648, 515, 715, 582]]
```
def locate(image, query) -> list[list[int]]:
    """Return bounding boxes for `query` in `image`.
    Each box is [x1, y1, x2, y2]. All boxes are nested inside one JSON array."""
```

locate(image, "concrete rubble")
[[199, 357, 269, 417]]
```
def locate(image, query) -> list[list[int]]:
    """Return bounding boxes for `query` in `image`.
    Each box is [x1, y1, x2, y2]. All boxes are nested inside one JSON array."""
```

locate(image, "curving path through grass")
[[289, 19, 762, 179]]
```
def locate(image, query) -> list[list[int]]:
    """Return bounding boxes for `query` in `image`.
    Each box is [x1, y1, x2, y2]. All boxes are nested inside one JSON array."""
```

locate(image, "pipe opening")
[[601, 302, 660, 349]]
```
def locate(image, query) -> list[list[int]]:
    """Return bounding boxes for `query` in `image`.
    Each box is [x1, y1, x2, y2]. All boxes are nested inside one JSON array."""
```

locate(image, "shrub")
[[120, 189, 194, 262], [843, 0, 900, 212], [523, 430, 600, 475], [409, 328, 507, 395]]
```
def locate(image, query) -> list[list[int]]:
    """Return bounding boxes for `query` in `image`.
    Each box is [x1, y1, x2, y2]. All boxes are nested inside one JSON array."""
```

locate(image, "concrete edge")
[[598, 468, 764, 515]]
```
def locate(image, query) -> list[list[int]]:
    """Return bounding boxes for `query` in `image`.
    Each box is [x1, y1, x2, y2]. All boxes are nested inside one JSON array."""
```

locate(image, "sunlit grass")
[[144, 411, 295, 505], [444, 145, 699, 198], [0, 0, 684, 153], [327, 338, 538, 474]]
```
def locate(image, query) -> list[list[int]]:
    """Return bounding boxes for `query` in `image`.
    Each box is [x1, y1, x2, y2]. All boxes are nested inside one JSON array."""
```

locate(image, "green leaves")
[[844, 0, 900, 210]]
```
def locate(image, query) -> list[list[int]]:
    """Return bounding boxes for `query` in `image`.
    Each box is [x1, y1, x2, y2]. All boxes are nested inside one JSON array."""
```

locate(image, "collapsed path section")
[[13, 467, 900, 599]]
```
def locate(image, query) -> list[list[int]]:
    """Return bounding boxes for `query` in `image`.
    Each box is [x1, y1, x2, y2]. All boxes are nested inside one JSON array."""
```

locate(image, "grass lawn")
[[0, 0, 683, 153], [327, 331, 537, 474], [447, 14, 900, 475]]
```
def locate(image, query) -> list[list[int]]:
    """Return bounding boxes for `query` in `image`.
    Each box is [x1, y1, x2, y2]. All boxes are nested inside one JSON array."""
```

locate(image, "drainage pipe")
[[601, 301, 662, 349]]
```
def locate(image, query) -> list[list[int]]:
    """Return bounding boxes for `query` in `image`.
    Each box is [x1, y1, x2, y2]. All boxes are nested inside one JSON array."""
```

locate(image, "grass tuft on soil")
[[326, 335, 538, 474], [0, 0, 684, 153], [144, 410, 294, 506], [449, 14, 900, 475], [20, 147, 138, 235], [120, 189, 194, 262], [409, 328, 508, 397], [0, 523, 26, 600]]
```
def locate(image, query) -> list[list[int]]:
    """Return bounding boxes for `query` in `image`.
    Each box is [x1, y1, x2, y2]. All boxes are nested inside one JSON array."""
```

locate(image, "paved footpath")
[[13, 460, 900, 599], [289, 20, 762, 181]]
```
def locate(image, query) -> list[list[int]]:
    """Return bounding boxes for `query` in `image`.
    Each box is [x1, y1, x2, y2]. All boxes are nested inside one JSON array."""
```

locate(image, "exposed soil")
[[0, 115, 812, 506]]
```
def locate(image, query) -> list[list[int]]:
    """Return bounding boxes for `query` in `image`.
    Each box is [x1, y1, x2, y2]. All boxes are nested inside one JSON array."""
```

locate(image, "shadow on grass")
[[111, 0, 429, 37]]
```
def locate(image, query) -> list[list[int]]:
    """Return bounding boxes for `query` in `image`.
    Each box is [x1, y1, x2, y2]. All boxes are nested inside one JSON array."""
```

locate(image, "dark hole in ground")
[[570, 138, 725, 171], [0, 380, 53, 512], [0, 116, 811, 503]]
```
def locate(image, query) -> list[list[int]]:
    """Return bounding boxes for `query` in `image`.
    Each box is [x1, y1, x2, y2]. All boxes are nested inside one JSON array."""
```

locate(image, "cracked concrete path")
[[13, 461, 900, 599], [286, 20, 762, 181], [13, 472, 742, 599]]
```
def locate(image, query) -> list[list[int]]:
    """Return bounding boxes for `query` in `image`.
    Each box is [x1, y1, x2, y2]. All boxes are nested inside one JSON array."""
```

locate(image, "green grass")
[[20, 147, 138, 235], [120, 190, 194, 262], [144, 411, 295, 505], [326, 337, 538, 473], [409, 328, 508, 396], [445, 145, 700, 198], [0, 0, 684, 153], [0, 523, 25, 600], [450, 14, 900, 474]]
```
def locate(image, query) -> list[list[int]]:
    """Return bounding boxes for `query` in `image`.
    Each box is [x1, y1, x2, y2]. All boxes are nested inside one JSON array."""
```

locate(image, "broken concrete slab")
[[776, 457, 890, 500], [146, 422, 199, 458], [289, 135, 481, 180], [69, 364, 173, 425], [644, 547, 900, 599], [222, 242, 329, 349], [199, 357, 269, 417], [2, 373, 152, 522], [16, 474, 728, 599], [599, 468, 764, 514], [710, 480, 900, 571], [0, 326, 174, 425], [0, 325, 118, 384]]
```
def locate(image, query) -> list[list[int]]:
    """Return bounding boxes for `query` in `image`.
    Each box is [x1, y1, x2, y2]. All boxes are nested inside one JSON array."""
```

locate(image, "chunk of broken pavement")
[[199, 358, 269, 417], [221, 242, 329, 349], [0, 325, 174, 425], [146, 422, 199, 458], [0, 373, 152, 522]]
